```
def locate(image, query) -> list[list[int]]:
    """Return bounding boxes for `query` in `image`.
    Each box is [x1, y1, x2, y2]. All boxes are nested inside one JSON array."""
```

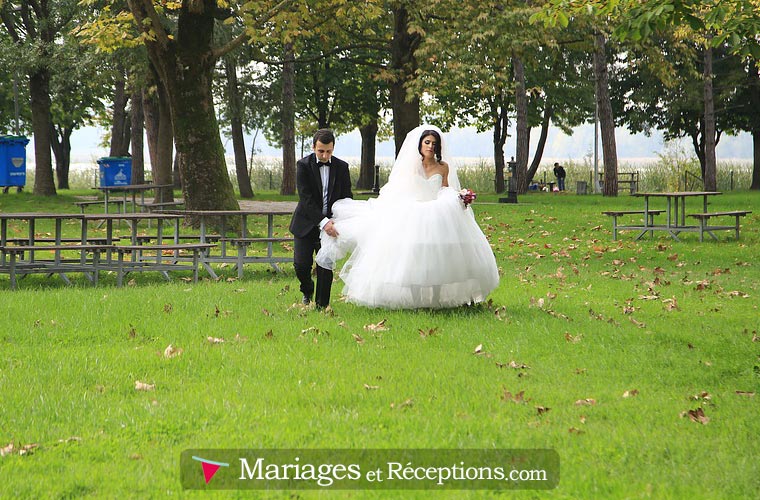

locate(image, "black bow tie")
[[318, 161, 331, 167]]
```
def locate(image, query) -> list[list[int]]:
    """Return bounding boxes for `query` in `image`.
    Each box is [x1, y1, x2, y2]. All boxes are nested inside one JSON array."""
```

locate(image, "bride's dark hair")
[[418, 130, 442, 162]]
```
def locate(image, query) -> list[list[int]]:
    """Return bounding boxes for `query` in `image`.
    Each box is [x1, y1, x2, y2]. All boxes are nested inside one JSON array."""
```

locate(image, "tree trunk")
[[690, 126, 706, 180], [225, 59, 254, 198], [752, 130, 760, 190], [281, 43, 296, 196], [747, 62, 760, 190], [593, 33, 619, 197], [129, 0, 237, 211], [358, 118, 378, 190], [525, 102, 553, 189], [703, 44, 717, 191], [514, 56, 529, 194], [494, 142, 506, 193], [143, 68, 176, 199], [491, 99, 508, 193], [110, 69, 130, 157], [390, 4, 421, 156], [130, 86, 145, 185], [50, 124, 72, 190], [29, 68, 56, 195]]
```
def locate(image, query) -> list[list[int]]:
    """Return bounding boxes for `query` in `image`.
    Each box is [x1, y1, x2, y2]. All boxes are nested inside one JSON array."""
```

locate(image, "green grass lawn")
[[0, 189, 758, 499]]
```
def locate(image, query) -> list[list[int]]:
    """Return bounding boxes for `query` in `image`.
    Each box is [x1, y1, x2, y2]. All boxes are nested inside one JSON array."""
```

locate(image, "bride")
[[316, 124, 499, 309]]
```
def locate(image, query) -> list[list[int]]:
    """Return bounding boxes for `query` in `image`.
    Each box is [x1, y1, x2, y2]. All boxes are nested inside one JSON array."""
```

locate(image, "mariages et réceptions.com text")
[[239, 457, 550, 487]]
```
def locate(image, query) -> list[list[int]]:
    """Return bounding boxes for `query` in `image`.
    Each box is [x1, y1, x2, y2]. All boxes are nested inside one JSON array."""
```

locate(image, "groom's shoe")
[[302, 294, 312, 305]]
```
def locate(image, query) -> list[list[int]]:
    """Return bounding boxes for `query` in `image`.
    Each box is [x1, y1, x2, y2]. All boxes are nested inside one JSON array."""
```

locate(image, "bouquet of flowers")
[[459, 188, 477, 207]]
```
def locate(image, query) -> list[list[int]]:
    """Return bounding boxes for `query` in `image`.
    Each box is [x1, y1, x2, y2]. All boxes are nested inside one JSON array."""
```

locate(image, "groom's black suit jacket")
[[289, 153, 353, 238]]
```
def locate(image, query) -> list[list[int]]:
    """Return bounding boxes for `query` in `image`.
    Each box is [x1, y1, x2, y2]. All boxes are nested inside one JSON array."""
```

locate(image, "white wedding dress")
[[316, 125, 499, 309]]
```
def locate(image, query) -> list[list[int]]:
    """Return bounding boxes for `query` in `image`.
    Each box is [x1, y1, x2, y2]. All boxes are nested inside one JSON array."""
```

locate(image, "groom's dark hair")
[[418, 130, 442, 162], [313, 129, 335, 146]]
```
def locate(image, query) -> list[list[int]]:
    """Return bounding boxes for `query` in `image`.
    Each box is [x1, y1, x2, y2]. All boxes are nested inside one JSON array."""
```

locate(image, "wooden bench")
[[687, 211, 752, 241], [0, 244, 112, 289], [4, 237, 116, 245], [602, 210, 665, 240], [111, 243, 216, 286], [74, 199, 127, 213], [600, 172, 639, 194], [131, 234, 221, 245], [220, 237, 294, 277], [135, 200, 185, 213]]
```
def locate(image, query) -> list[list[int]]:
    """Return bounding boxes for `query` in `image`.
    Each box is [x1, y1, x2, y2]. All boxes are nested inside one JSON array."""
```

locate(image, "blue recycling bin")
[[0, 135, 30, 188], [97, 157, 132, 187]]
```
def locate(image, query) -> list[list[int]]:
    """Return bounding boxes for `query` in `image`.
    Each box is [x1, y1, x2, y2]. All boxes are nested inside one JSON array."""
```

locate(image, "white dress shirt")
[[318, 161, 330, 229]]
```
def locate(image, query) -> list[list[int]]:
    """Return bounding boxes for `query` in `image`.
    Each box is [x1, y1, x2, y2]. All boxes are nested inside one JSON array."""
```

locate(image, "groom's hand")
[[324, 220, 339, 237]]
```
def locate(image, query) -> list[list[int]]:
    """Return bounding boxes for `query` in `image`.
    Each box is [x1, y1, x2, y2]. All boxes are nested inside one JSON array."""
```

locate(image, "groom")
[[289, 129, 353, 308]]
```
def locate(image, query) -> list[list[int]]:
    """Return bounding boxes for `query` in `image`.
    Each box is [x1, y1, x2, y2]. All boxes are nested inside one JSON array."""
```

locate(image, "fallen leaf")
[[536, 406, 551, 415], [694, 280, 710, 291], [568, 427, 585, 434], [682, 407, 709, 424], [264, 330, 274, 339], [0, 443, 14, 457], [390, 398, 414, 409], [638, 294, 660, 300], [667, 253, 678, 261], [418, 327, 439, 337], [134, 381, 155, 391], [662, 296, 679, 311], [363, 384, 379, 390], [629, 318, 646, 328], [352, 333, 365, 344], [261, 308, 271, 316], [207, 336, 225, 344], [574, 398, 597, 406], [622, 389, 640, 398], [501, 389, 526, 403], [473, 343, 484, 354], [364, 319, 388, 332], [163, 303, 173, 313], [565, 333, 582, 343], [496, 360, 531, 370], [691, 391, 712, 401], [163, 344, 183, 359], [735, 391, 755, 397]]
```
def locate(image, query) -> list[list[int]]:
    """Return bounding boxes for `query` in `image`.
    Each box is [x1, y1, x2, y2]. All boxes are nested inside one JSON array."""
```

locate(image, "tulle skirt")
[[317, 187, 499, 309]]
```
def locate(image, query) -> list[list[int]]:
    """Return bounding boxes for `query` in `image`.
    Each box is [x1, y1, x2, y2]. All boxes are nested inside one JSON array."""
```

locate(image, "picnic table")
[[0, 212, 211, 288], [0, 212, 104, 287], [93, 183, 174, 214], [164, 208, 294, 279], [603, 191, 751, 241]]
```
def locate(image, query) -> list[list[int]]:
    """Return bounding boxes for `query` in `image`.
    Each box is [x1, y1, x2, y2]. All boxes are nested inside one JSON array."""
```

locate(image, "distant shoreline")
[[29, 156, 754, 172]]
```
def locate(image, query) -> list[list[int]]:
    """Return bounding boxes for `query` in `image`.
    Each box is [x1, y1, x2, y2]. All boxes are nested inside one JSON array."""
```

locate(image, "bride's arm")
[[440, 162, 450, 187]]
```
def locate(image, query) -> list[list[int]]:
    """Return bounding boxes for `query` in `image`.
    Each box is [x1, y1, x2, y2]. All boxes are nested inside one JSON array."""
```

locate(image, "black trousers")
[[293, 227, 333, 307]]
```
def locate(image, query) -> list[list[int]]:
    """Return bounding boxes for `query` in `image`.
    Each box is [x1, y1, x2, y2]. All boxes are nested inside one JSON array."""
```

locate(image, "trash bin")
[[576, 180, 588, 195], [0, 135, 30, 189], [97, 157, 132, 187]]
